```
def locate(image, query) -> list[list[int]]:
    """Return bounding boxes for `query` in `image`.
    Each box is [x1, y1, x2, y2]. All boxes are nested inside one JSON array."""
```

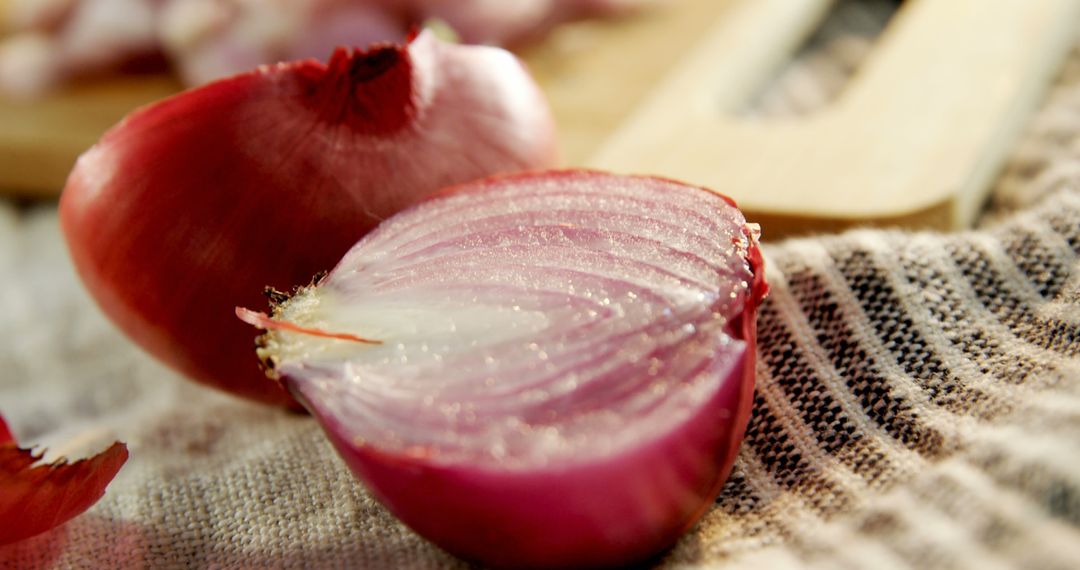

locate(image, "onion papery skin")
[[0, 414, 129, 545], [252, 171, 767, 568], [60, 30, 557, 406]]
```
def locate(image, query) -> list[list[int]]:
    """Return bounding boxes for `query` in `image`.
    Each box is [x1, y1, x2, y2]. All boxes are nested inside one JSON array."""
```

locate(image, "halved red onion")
[[240, 170, 767, 568], [0, 414, 128, 545], [60, 30, 557, 406]]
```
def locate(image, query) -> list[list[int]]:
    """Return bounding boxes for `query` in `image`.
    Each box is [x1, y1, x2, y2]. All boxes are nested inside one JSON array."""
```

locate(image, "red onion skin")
[[279, 174, 768, 568], [60, 32, 557, 406], [0, 415, 129, 546]]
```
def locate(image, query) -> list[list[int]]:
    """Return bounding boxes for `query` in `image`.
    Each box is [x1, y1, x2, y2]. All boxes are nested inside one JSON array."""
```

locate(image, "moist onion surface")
[[246, 170, 767, 568], [263, 171, 756, 466]]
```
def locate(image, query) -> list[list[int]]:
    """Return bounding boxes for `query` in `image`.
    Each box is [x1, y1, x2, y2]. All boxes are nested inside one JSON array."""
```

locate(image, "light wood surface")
[[589, 0, 1080, 236], [0, 0, 12, 32], [0, 0, 751, 197], [518, 0, 804, 165], [0, 74, 180, 196], [0, 0, 1076, 240]]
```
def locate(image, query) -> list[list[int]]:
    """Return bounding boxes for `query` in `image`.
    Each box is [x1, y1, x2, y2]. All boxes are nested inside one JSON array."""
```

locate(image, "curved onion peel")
[[60, 31, 557, 407], [0, 415, 128, 546], [241, 171, 767, 568]]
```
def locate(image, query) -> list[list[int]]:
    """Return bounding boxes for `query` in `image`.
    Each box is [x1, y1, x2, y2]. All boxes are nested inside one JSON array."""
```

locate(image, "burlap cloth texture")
[[2, 3, 1079, 568]]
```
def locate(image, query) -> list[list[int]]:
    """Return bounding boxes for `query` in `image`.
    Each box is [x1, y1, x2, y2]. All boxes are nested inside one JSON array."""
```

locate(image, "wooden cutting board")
[[586, 0, 1080, 236], [0, 0, 738, 197], [0, 74, 180, 194], [0, 0, 1076, 238]]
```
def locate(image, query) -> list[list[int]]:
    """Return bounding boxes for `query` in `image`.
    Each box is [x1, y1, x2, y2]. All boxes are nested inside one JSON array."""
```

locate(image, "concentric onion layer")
[[256, 171, 766, 568], [268, 170, 755, 465]]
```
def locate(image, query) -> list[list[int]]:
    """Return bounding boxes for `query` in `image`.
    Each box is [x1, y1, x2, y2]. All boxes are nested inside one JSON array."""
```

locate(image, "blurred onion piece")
[[0, 414, 128, 545]]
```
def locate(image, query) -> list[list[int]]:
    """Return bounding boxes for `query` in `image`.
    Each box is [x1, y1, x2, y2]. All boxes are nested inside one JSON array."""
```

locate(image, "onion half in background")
[[241, 170, 768, 568]]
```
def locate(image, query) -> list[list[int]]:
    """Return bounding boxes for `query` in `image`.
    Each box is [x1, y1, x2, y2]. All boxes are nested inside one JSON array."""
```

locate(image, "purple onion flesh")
[[240, 170, 768, 569]]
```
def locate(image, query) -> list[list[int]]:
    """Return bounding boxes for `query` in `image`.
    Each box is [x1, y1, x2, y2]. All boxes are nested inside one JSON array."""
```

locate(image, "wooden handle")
[[589, 0, 1080, 236]]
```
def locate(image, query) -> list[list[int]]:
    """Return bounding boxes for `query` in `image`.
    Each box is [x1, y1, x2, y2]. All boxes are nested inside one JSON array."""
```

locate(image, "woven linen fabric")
[[3, 3, 1080, 569]]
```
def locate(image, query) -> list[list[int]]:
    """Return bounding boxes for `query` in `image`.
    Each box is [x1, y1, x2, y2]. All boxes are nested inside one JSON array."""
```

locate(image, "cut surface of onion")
[[60, 30, 556, 407], [242, 170, 767, 568]]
